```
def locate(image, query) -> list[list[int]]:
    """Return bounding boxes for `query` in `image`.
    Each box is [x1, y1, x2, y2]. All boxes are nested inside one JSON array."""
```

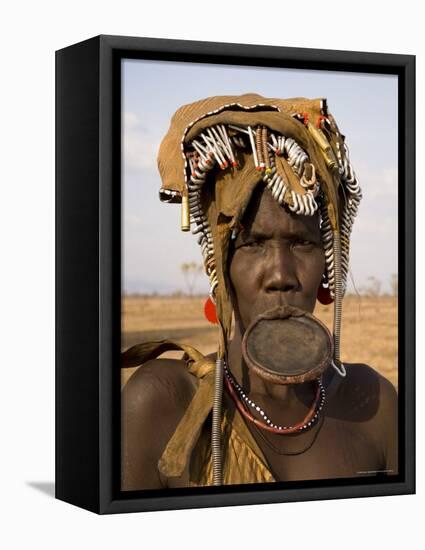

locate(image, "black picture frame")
[[55, 34, 415, 514]]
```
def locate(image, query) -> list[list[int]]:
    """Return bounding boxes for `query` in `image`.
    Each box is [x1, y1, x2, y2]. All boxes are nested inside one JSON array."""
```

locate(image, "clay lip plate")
[[241, 305, 333, 385]]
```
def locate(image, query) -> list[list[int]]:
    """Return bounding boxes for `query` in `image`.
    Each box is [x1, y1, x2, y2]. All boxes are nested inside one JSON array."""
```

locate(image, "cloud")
[[123, 111, 160, 173], [354, 215, 397, 237], [123, 111, 145, 131], [124, 213, 147, 228], [355, 165, 398, 201]]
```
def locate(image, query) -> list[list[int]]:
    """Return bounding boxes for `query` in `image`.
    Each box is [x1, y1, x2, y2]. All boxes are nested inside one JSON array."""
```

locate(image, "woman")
[[121, 93, 397, 490]]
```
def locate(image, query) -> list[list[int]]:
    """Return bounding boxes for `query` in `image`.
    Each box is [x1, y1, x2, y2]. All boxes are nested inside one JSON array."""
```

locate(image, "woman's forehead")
[[241, 186, 320, 237]]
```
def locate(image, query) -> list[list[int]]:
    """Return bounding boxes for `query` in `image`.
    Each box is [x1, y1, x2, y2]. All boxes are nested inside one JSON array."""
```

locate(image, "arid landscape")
[[121, 295, 398, 390]]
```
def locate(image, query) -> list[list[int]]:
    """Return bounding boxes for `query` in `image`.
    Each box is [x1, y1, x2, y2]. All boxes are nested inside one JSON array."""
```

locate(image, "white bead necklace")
[[223, 360, 326, 432]]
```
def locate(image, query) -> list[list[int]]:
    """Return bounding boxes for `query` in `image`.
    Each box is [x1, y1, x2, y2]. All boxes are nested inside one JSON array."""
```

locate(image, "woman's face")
[[228, 186, 326, 332]]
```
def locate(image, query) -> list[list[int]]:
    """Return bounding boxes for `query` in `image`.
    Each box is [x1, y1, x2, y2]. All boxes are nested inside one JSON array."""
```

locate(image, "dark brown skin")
[[121, 186, 398, 490]]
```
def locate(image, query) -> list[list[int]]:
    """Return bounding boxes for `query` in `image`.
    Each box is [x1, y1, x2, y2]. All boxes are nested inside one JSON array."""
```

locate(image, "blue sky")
[[122, 58, 398, 295]]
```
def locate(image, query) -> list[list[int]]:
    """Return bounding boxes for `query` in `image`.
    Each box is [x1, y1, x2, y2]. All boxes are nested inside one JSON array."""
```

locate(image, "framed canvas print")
[[55, 35, 415, 514]]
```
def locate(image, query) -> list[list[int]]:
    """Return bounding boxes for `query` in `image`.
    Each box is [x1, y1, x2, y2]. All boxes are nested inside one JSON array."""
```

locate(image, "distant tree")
[[181, 262, 203, 296], [390, 273, 398, 298], [361, 276, 382, 297]]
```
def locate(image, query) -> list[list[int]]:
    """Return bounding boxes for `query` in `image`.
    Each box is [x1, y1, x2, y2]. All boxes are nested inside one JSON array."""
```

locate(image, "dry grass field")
[[121, 295, 398, 390]]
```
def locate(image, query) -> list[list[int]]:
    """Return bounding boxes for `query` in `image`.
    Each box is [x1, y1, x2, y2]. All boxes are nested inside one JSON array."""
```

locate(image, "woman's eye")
[[240, 240, 264, 250], [293, 239, 314, 248]]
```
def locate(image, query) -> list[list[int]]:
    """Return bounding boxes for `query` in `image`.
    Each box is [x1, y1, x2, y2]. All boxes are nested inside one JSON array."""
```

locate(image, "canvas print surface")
[[120, 59, 398, 491]]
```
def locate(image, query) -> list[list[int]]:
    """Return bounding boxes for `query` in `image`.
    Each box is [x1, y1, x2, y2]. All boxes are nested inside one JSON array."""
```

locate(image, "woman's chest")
[[249, 416, 385, 482]]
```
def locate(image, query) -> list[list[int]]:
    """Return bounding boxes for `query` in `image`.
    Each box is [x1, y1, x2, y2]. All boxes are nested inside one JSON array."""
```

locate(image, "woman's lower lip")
[[259, 300, 301, 312]]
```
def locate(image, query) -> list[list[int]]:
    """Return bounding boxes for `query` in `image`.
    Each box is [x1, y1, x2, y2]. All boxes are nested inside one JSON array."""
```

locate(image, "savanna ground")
[[121, 295, 398, 391]]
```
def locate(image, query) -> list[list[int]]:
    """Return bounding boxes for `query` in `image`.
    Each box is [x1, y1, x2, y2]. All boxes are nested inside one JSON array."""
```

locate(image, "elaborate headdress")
[[157, 93, 362, 483]]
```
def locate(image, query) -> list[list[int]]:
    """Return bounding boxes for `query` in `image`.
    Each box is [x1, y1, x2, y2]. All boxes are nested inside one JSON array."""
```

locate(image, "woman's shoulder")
[[122, 357, 200, 407], [330, 362, 397, 423], [343, 362, 397, 397]]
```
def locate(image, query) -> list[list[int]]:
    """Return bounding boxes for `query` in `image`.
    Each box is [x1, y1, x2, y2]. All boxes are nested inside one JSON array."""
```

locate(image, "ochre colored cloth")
[[181, 393, 276, 486], [121, 340, 276, 486]]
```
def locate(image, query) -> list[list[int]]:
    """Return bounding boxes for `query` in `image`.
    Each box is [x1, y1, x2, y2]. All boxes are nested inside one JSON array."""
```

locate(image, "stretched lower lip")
[[257, 300, 302, 315], [241, 305, 333, 384], [254, 303, 306, 320]]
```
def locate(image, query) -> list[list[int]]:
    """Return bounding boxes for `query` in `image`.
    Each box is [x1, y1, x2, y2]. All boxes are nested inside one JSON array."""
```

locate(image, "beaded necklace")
[[223, 361, 325, 435]]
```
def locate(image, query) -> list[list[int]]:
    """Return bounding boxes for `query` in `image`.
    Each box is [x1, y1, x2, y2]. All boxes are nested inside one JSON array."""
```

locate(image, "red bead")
[[204, 296, 219, 324], [316, 115, 326, 128], [317, 284, 334, 305]]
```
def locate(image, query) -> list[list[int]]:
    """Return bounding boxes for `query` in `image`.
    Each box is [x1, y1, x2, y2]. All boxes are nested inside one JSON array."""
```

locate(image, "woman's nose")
[[263, 242, 300, 293]]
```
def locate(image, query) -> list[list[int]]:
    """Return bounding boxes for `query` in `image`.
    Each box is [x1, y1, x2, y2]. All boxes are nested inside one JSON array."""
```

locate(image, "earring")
[[204, 295, 219, 324], [317, 275, 334, 305]]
